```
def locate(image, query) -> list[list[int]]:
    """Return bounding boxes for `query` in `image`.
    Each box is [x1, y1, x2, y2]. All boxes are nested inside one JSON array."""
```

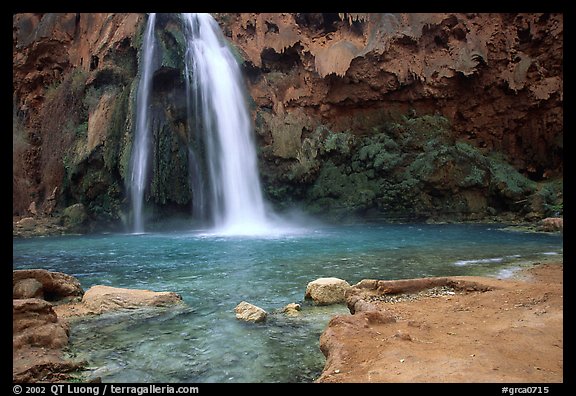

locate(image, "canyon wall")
[[12, 13, 563, 231]]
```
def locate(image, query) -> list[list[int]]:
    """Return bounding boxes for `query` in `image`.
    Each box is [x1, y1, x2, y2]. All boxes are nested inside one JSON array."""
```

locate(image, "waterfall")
[[129, 13, 156, 233], [182, 13, 271, 235], [129, 13, 278, 235]]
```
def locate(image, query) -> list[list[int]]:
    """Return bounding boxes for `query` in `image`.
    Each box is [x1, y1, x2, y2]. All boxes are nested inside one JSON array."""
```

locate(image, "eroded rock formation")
[[223, 13, 563, 221], [317, 263, 563, 382], [12, 269, 185, 381], [12, 270, 86, 382]]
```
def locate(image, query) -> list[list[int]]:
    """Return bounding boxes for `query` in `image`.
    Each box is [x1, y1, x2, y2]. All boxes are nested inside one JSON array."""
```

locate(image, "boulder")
[[13, 298, 69, 351], [12, 299, 85, 383], [282, 302, 301, 316], [80, 285, 183, 315], [62, 203, 88, 231], [13, 269, 84, 302], [305, 277, 351, 305], [13, 278, 44, 299], [539, 217, 563, 232], [234, 301, 267, 323], [16, 217, 37, 230]]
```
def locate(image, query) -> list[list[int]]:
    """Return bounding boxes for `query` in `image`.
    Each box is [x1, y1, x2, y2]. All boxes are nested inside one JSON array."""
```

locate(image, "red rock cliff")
[[221, 13, 562, 178], [13, 13, 563, 226]]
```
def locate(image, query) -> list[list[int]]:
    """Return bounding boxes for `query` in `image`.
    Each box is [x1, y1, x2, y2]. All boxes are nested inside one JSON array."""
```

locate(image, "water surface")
[[12, 223, 563, 382]]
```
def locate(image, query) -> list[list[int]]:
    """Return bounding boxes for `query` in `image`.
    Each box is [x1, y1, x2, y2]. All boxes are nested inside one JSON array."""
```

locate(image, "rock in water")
[[12, 298, 84, 382], [282, 302, 302, 316], [539, 217, 563, 232], [234, 301, 267, 323], [80, 285, 183, 314], [305, 277, 351, 305], [13, 269, 84, 302]]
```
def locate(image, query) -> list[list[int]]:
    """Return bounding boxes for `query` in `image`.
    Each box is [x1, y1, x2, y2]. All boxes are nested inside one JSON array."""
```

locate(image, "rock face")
[[12, 270, 86, 382], [305, 277, 351, 305], [13, 298, 70, 351], [12, 269, 185, 381], [13, 13, 143, 225], [13, 298, 86, 383], [234, 301, 268, 323], [13, 13, 563, 230], [225, 12, 563, 222]]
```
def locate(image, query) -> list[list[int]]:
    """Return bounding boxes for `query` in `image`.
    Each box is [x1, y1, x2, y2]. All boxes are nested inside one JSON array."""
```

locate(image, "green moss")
[[356, 140, 401, 173], [488, 154, 536, 200], [306, 161, 381, 213], [119, 80, 140, 181], [104, 87, 131, 172], [534, 179, 563, 216], [290, 111, 545, 221], [75, 122, 88, 137], [158, 22, 186, 71], [150, 123, 191, 205], [322, 130, 353, 155]]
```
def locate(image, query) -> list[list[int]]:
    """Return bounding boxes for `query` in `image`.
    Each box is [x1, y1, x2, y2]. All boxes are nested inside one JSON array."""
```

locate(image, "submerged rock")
[[305, 277, 351, 305], [282, 302, 302, 316], [12, 268, 186, 381], [78, 285, 183, 315], [234, 301, 267, 323]]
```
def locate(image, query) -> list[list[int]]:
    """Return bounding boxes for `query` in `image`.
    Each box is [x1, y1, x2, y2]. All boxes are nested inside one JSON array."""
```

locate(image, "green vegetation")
[[263, 112, 551, 222], [150, 123, 192, 206]]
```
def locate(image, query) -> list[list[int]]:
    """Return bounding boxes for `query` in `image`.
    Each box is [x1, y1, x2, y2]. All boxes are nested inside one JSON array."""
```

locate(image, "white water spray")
[[129, 13, 156, 233], [182, 13, 272, 235]]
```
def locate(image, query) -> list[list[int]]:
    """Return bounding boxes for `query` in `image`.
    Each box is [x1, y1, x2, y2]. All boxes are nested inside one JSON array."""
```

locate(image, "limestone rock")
[[282, 302, 301, 316], [12, 298, 84, 383], [13, 278, 44, 299], [13, 269, 84, 302], [80, 285, 183, 315], [12, 270, 87, 381], [234, 301, 267, 323], [62, 203, 88, 230], [539, 217, 563, 232], [13, 298, 69, 351], [305, 277, 351, 305]]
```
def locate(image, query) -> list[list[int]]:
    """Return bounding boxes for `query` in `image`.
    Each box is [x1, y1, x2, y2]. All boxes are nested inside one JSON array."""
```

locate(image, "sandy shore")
[[318, 260, 563, 383]]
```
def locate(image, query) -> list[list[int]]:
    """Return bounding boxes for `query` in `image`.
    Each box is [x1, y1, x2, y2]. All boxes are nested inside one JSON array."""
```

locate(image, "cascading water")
[[129, 13, 278, 235], [129, 13, 156, 234], [182, 13, 272, 235]]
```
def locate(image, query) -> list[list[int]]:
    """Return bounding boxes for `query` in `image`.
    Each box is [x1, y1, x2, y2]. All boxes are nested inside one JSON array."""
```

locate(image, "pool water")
[[12, 222, 563, 382]]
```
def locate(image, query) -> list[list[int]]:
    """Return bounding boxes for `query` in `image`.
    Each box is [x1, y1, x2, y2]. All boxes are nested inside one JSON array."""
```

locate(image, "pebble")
[[369, 286, 458, 304]]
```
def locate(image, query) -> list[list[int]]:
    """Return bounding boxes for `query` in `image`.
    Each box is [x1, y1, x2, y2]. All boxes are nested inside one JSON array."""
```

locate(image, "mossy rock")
[[62, 203, 88, 230]]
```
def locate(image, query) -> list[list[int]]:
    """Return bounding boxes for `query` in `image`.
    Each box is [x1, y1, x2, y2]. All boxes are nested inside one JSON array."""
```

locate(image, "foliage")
[[150, 123, 192, 205], [104, 86, 131, 172], [39, 69, 89, 201], [268, 112, 546, 221], [534, 179, 563, 216], [487, 153, 536, 200]]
